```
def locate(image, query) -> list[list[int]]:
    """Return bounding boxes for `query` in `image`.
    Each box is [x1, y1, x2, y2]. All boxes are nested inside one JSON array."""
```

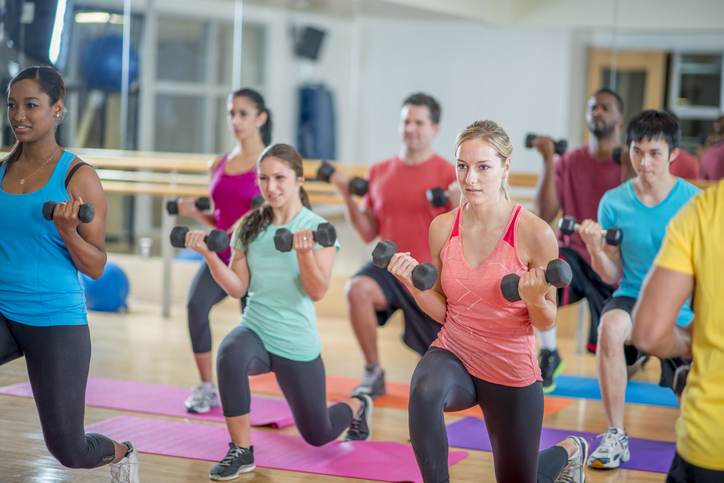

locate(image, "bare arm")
[[55, 164, 108, 279], [517, 213, 559, 331], [177, 198, 216, 227], [386, 213, 452, 324], [187, 231, 249, 299], [330, 171, 378, 243], [632, 266, 693, 359], [578, 219, 623, 284], [533, 137, 560, 222], [293, 229, 336, 301]]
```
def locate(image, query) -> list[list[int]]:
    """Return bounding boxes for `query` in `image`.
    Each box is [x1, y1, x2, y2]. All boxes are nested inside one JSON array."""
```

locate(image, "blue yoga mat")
[[549, 375, 678, 408]]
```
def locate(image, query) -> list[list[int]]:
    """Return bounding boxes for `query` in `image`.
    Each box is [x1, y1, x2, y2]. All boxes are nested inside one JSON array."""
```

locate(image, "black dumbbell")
[[426, 187, 448, 208], [500, 259, 572, 303], [558, 215, 623, 246], [166, 197, 211, 215], [273, 222, 337, 252], [525, 133, 568, 156], [169, 226, 228, 252], [316, 160, 368, 197], [42, 201, 95, 223], [371, 240, 438, 291], [251, 195, 264, 209]]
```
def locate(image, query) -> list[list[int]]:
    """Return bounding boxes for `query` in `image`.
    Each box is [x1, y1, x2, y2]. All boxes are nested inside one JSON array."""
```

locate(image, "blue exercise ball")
[[81, 261, 130, 312], [82, 35, 140, 91], [175, 248, 204, 262]]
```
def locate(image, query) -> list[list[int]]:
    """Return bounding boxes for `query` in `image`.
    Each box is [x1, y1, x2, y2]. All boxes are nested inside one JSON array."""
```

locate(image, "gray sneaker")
[[588, 427, 630, 469], [110, 441, 139, 483], [209, 443, 255, 481], [185, 382, 219, 414], [352, 364, 386, 398], [556, 436, 589, 482]]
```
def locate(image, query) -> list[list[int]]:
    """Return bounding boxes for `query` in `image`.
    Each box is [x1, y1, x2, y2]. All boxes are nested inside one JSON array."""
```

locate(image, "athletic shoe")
[[344, 393, 373, 441], [539, 349, 565, 393], [185, 382, 219, 414], [209, 443, 255, 480], [352, 364, 386, 398], [588, 427, 630, 469], [556, 435, 589, 482], [110, 441, 139, 483], [626, 353, 650, 379]]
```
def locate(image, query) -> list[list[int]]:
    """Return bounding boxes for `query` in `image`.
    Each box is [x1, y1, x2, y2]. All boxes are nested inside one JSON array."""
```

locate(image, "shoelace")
[[219, 447, 243, 467], [595, 431, 622, 454]]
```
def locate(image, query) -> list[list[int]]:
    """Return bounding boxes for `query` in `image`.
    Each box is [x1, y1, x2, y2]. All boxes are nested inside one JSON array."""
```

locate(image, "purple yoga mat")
[[0, 377, 295, 428], [88, 416, 468, 482], [446, 417, 675, 474]]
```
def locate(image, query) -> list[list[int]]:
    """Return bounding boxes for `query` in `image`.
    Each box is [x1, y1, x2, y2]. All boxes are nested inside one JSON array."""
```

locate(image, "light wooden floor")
[[0, 265, 676, 482]]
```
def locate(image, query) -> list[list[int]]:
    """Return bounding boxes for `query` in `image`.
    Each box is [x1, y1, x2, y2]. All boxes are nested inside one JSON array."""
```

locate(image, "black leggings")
[[187, 262, 244, 354], [409, 348, 568, 483], [217, 325, 353, 446], [0, 313, 116, 468]]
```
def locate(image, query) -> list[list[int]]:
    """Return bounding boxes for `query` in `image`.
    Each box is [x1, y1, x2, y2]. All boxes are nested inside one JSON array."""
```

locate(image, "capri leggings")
[[217, 325, 353, 446], [0, 313, 116, 468], [409, 348, 568, 483], [187, 261, 245, 353]]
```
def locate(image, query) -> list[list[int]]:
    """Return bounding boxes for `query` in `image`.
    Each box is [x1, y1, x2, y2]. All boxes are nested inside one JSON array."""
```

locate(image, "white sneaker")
[[184, 382, 219, 414], [588, 427, 630, 469], [556, 436, 589, 482], [110, 441, 139, 483]]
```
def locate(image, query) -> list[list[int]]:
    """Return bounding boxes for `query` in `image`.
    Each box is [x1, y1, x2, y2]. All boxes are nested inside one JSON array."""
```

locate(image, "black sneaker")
[[345, 394, 373, 441], [209, 443, 255, 481], [539, 349, 565, 393]]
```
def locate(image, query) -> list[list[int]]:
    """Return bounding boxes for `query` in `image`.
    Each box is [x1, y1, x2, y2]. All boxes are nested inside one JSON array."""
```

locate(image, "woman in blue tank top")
[[0, 66, 138, 482]]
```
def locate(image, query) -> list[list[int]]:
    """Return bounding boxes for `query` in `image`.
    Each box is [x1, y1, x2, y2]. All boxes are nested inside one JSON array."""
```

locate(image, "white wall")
[[354, 18, 575, 172]]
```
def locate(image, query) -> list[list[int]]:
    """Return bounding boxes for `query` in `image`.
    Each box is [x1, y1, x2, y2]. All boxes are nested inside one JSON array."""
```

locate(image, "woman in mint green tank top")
[[0, 66, 138, 481], [183, 143, 372, 480]]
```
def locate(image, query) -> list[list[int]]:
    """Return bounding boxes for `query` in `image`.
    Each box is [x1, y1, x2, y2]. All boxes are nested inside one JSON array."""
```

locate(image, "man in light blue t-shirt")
[[575, 110, 700, 470]]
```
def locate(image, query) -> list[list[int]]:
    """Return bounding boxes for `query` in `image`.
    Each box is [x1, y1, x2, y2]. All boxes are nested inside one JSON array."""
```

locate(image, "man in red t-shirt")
[[533, 88, 626, 392], [329, 93, 457, 397]]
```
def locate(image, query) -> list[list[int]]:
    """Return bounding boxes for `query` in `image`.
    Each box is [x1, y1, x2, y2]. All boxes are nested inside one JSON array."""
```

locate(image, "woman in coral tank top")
[[386, 120, 588, 483]]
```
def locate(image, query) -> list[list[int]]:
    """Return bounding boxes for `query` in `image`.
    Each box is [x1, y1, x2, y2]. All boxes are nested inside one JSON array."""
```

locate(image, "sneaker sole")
[[209, 464, 256, 481], [588, 451, 630, 470]]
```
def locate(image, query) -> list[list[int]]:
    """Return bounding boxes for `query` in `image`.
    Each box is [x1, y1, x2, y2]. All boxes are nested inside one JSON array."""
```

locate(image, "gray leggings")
[[188, 262, 244, 353], [0, 313, 116, 468], [409, 348, 567, 483], [217, 325, 353, 446]]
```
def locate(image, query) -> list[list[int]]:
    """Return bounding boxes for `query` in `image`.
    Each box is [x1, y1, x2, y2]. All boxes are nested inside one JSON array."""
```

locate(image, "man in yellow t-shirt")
[[633, 180, 724, 481]]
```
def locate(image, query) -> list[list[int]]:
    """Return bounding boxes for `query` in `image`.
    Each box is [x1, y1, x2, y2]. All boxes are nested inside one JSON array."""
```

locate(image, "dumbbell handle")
[[559, 217, 622, 246], [42, 201, 95, 224], [525, 133, 567, 155], [169, 227, 228, 252], [501, 259, 572, 302]]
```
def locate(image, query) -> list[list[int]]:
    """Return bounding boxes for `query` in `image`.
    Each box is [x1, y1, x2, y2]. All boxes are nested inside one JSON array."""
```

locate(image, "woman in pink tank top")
[[385, 121, 588, 482], [176, 88, 268, 415]]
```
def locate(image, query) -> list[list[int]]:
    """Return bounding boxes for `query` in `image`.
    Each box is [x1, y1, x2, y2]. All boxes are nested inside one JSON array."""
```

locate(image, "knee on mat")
[[299, 429, 332, 447], [46, 437, 90, 469]]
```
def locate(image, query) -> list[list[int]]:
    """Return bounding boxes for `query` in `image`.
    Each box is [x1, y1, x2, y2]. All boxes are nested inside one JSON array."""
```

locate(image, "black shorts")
[[354, 261, 442, 355], [666, 452, 724, 483], [602, 295, 690, 390], [558, 246, 617, 352]]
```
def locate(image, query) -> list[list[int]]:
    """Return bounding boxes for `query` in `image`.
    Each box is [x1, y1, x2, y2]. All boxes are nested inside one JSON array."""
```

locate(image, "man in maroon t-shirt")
[[700, 142, 724, 180], [328, 93, 457, 398], [533, 88, 626, 392]]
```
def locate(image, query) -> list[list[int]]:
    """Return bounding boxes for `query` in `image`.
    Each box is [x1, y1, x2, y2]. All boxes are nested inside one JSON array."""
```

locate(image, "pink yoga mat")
[[0, 377, 295, 428], [88, 416, 468, 482]]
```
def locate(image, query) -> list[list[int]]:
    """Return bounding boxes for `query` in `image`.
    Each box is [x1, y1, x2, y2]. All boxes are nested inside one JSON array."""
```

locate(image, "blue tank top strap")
[[50, 150, 76, 190]]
